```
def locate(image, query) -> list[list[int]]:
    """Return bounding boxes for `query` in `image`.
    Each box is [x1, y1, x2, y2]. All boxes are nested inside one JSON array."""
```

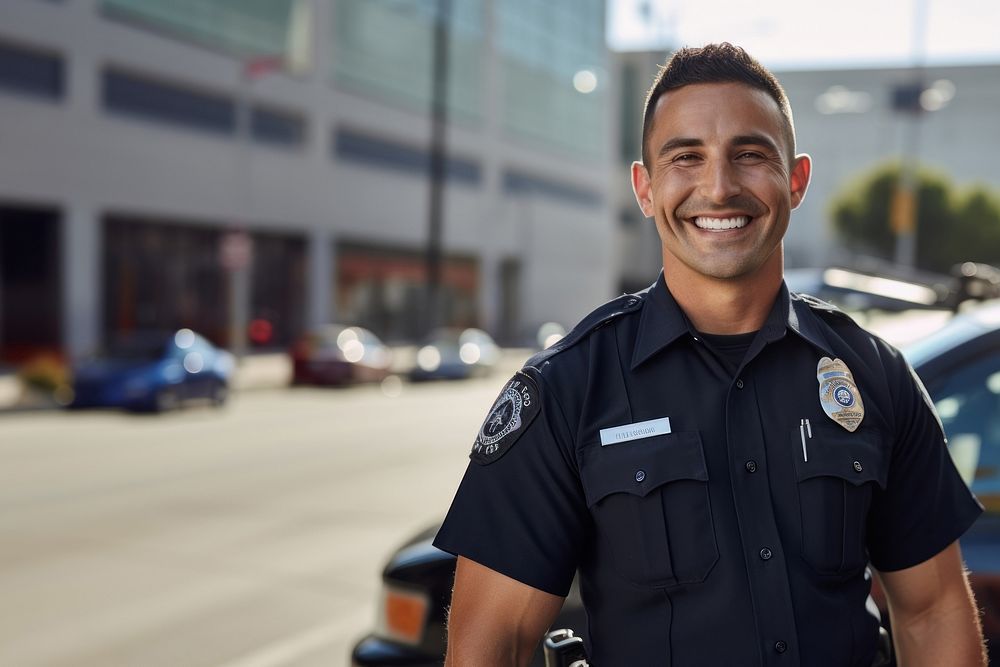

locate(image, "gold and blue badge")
[[816, 357, 864, 432]]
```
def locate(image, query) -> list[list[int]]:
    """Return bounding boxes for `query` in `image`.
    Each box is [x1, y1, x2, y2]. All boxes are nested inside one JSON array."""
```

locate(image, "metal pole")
[[893, 116, 921, 269], [892, 0, 929, 270], [228, 71, 253, 360], [423, 0, 451, 336]]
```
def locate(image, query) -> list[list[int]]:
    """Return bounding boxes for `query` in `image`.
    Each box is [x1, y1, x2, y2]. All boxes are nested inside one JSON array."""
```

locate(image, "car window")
[[926, 353, 1000, 516]]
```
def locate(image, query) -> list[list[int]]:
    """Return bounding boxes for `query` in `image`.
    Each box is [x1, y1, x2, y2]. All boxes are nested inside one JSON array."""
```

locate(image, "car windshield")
[[105, 334, 171, 361]]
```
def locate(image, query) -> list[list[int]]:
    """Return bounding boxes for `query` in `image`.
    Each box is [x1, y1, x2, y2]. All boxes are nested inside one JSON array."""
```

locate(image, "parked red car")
[[291, 325, 392, 386]]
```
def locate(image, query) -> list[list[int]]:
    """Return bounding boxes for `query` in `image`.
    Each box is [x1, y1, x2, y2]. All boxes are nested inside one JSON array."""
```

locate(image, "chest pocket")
[[792, 424, 889, 575], [580, 431, 718, 588]]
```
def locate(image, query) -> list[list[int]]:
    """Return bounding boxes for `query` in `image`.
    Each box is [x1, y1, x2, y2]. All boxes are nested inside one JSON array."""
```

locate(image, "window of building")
[[332, 0, 484, 120], [497, 0, 608, 159], [334, 128, 481, 185], [249, 231, 306, 347], [102, 67, 306, 147], [0, 205, 62, 362], [103, 216, 308, 350], [102, 68, 235, 135], [0, 40, 64, 101], [251, 105, 306, 147], [502, 168, 601, 207], [103, 217, 229, 346], [101, 0, 295, 60]]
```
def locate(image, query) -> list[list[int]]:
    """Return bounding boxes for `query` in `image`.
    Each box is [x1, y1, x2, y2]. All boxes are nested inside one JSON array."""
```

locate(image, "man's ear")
[[631, 161, 654, 218], [789, 153, 812, 210]]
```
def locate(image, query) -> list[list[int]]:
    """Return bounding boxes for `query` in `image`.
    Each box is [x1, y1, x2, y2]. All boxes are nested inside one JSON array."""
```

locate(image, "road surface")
[[0, 362, 522, 666]]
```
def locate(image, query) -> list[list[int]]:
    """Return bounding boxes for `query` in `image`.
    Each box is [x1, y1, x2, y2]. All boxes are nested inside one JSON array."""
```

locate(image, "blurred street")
[[0, 355, 523, 667]]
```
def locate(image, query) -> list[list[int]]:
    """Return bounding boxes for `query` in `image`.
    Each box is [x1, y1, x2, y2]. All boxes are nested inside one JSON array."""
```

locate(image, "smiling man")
[[435, 43, 985, 666]]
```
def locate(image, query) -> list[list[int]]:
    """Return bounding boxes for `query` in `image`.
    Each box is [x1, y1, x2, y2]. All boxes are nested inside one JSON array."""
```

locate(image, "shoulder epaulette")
[[792, 292, 852, 319], [524, 290, 646, 370]]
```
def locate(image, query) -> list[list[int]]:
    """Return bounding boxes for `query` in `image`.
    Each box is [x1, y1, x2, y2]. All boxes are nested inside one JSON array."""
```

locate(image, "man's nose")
[[700, 159, 742, 203]]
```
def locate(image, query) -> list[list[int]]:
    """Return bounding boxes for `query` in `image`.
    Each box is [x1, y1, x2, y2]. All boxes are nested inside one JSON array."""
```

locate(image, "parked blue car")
[[69, 329, 234, 412]]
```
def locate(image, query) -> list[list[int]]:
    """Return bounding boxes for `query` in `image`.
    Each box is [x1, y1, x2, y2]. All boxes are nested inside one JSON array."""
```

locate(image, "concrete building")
[[0, 0, 615, 363], [613, 50, 1000, 286]]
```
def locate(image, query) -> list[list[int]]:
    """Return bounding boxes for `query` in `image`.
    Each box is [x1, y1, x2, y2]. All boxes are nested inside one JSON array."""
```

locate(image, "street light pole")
[[891, 0, 929, 270], [423, 0, 451, 337]]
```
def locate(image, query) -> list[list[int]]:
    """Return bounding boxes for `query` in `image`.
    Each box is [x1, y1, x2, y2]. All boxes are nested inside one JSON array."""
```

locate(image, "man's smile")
[[692, 215, 751, 232]]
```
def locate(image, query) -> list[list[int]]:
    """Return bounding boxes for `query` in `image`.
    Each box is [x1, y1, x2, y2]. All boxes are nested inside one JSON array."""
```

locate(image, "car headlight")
[[417, 346, 441, 372], [373, 583, 430, 646], [459, 342, 481, 365]]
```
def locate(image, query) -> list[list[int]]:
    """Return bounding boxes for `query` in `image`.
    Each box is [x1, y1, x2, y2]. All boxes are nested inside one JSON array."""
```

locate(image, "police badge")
[[816, 357, 865, 432], [470, 371, 541, 465]]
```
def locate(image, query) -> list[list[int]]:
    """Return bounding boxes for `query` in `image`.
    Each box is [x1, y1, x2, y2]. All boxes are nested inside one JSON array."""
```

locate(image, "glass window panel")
[[102, 0, 295, 58], [0, 40, 64, 100], [332, 0, 482, 120], [102, 68, 235, 135]]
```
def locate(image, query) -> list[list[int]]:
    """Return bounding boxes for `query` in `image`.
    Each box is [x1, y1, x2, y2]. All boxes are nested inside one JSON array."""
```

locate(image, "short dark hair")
[[640, 42, 795, 169]]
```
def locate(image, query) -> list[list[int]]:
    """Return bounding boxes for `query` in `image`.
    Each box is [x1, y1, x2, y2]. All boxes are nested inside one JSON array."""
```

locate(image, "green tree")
[[830, 163, 1000, 273]]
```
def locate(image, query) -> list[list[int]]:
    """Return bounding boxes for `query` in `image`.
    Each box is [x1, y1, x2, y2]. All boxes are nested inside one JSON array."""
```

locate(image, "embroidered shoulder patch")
[[471, 371, 541, 465]]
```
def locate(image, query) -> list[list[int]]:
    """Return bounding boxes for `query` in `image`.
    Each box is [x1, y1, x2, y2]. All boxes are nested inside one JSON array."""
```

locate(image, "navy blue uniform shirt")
[[434, 275, 982, 666]]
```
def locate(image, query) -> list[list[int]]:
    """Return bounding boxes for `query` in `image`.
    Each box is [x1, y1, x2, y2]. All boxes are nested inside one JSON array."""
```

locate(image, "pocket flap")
[[580, 431, 708, 507], [794, 424, 888, 488]]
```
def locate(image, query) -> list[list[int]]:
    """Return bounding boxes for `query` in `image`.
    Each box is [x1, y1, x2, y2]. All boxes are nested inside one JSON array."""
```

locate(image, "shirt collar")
[[630, 274, 836, 370], [630, 273, 697, 370]]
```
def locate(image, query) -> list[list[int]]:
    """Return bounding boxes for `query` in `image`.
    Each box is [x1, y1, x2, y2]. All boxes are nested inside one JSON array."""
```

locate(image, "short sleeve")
[[433, 367, 588, 597], [866, 343, 983, 572]]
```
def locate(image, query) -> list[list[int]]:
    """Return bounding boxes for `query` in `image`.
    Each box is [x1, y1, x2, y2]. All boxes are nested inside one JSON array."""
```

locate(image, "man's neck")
[[663, 265, 782, 335]]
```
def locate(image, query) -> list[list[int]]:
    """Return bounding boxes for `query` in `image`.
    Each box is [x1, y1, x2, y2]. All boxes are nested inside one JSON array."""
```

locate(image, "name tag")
[[599, 417, 671, 446]]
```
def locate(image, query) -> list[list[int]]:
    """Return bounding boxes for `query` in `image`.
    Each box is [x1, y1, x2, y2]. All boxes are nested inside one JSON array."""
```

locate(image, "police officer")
[[434, 43, 986, 666]]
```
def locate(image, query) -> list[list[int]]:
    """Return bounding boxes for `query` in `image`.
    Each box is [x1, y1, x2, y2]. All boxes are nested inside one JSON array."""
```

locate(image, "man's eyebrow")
[[731, 134, 781, 154], [656, 137, 703, 158]]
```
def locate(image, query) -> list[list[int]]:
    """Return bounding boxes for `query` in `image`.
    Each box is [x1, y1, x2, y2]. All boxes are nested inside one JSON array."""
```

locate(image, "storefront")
[[103, 216, 306, 350], [336, 242, 479, 342]]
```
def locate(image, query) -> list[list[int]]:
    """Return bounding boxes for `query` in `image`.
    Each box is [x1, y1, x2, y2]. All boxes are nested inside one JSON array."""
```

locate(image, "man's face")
[[632, 82, 811, 283]]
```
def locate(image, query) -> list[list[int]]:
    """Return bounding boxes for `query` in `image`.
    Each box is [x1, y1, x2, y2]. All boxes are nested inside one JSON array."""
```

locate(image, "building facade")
[[0, 0, 615, 362]]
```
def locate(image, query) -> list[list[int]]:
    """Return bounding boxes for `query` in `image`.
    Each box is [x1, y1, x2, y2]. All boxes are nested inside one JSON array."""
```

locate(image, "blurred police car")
[[351, 300, 1000, 666]]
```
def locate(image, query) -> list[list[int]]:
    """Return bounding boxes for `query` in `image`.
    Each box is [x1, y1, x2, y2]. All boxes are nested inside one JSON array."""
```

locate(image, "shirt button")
[[759, 547, 773, 560], [745, 460, 757, 473], [736, 378, 745, 389], [853, 460, 863, 473], [774, 640, 788, 653], [635, 470, 646, 483]]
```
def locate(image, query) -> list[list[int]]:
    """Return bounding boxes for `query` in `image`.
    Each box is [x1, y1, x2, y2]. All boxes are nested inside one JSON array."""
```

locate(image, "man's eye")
[[672, 153, 700, 163], [736, 151, 766, 161]]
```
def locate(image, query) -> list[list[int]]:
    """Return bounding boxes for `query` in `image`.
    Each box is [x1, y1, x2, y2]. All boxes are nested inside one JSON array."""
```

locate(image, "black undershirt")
[[696, 330, 758, 376]]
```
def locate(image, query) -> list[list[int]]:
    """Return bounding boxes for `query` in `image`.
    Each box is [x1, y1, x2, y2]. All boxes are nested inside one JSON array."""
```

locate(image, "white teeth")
[[694, 216, 750, 231]]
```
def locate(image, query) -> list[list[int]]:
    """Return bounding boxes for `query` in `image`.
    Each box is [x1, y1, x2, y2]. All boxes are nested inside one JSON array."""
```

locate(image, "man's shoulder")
[[790, 291, 851, 318], [522, 289, 647, 375], [789, 291, 867, 333], [789, 289, 907, 372]]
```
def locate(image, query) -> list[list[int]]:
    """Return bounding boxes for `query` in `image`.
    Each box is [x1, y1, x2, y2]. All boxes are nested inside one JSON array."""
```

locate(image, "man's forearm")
[[444, 634, 532, 667], [891, 597, 986, 666]]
